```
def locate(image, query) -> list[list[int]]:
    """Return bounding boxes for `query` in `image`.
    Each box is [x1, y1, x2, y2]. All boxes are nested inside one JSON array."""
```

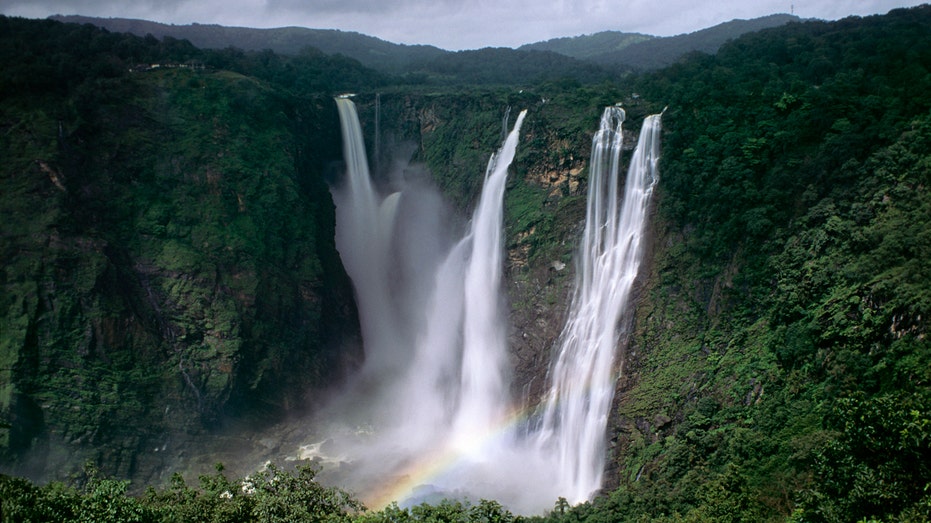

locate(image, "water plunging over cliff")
[[535, 106, 663, 503], [323, 98, 661, 513], [325, 98, 529, 505]]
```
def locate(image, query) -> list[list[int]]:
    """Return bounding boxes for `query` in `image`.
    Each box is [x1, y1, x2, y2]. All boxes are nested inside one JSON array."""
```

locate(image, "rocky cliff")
[[0, 66, 359, 484], [2, 8, 930, 520]]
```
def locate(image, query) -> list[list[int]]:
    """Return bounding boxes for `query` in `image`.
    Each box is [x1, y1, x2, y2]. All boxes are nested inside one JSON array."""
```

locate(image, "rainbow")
[[360, 359, 626, 511], [361, 401, 540, 509]]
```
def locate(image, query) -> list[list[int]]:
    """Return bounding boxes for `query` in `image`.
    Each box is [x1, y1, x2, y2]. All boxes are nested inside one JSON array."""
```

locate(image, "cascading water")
[[324, 97, 530, 505], [535, 106, 663, 503], [322, 97, 661, 514], [449, 108, 526, 447], [332, 98, 404, 380], [387, 107, 527, 456]]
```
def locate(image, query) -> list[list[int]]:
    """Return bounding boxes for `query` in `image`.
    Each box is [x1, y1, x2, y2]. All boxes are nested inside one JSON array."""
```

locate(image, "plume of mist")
[[304, 100, 660, 515]]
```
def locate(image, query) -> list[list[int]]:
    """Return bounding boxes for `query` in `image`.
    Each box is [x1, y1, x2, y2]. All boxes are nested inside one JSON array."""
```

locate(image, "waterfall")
[[374, 93, 381, 174], [332, 98, 404, 379], [501, 105, 511, 142], [326, 97, 530, 505], [323, 97, 661, 514], [392, 108, 527, 454], [450, 108, 526, 448], [536, 107, 663, 503]]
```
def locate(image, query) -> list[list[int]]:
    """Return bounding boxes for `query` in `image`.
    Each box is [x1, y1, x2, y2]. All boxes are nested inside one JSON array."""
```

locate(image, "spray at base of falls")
[[322, 98, 662, 514]]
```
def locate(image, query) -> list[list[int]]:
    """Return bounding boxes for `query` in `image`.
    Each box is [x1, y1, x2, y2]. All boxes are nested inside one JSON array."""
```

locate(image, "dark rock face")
[[0, 69, 359, 483], [354, 92, 655, 422], [2, 65, 655, 489]]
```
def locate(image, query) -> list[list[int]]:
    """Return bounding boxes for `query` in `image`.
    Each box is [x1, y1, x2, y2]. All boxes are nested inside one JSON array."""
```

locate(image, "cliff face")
[[3, 8, 930, 519], [350, 88, 658, 410], [0, 68, 358, 483]]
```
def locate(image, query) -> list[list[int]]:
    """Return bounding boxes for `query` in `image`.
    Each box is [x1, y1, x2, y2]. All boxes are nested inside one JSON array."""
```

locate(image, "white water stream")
[[320, 98, 661, 514], [535, 106, 663, 502]]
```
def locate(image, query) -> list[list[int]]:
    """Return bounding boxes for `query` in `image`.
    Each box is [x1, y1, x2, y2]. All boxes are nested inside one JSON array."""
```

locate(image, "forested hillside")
[[50, 15, 447, 74], [597, 6, 931, 522], [518, 31, 653, 60], [519, 14, 800, 70], [1, 5, 930, 523], [592, 13, 801, 69], [0, 16, 365, 484]]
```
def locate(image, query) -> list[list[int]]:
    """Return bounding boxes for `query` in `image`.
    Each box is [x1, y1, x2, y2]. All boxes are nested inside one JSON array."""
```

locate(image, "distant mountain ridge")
[[520, 13, 801, 69], [595, 13, 802, 69], [49, 15, 446, 73], [517, 31, 654, 60], [409, 47, 616, 85], [52, 13, 802, 73]]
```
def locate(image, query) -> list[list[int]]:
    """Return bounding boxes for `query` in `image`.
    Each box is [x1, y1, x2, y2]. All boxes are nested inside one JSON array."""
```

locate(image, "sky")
[[1, 0, 927, 50]]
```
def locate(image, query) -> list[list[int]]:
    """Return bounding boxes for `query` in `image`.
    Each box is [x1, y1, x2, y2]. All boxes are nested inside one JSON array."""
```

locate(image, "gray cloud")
[[2, 0, 925, 49]]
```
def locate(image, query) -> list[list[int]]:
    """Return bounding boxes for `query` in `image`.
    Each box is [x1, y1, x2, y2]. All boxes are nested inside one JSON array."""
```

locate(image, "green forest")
[[2, 5, 930, 522]]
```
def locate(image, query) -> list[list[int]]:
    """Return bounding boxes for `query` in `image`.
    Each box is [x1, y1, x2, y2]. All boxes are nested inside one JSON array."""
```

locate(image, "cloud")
[[1, 0, 927, 50], [264, 0, 404, 16]]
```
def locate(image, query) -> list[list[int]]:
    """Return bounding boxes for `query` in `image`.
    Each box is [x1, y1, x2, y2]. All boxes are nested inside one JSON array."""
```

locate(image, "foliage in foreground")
[[0, 462, 363, 523], [0, 462, 543, 523]]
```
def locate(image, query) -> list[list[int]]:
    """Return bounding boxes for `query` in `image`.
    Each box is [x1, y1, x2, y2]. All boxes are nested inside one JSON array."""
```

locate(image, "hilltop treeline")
[[1, 5, 930, 523], [0, 16, 386, 99]]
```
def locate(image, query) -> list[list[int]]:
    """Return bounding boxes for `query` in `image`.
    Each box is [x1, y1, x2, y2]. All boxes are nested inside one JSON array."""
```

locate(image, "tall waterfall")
[[323, 97, 661, 514], [332, 98, 404, 379], [451, 108, 526, 445], [536, 106, 663, 503], [326, 97, 530, 505]]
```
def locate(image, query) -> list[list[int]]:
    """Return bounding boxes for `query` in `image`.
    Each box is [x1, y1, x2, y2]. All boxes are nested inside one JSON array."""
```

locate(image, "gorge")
[[314, 99, 661, 512], [1, 7, 930, 522]]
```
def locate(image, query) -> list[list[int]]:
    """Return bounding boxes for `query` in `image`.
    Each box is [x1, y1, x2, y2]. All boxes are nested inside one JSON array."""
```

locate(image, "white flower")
[[241, 479, 256, 495]]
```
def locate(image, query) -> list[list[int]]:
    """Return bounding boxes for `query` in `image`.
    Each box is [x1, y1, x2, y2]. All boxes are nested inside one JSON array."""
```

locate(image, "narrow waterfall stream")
[[535, 106, 663, 503]]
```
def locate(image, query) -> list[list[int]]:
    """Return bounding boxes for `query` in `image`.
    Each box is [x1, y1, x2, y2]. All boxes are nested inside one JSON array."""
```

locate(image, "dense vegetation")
[[518, 31, 654, 61], [519, 14, 800, 71], [2, 5, 930, 523], [0, 15, 362, 482], [595, 6, 931, 522], [0, 16, 386, 99], [51, 15, 448, 74], [404, 48, 619, 86], [0, 462, 363, 522], [592, 13, 801, 69]]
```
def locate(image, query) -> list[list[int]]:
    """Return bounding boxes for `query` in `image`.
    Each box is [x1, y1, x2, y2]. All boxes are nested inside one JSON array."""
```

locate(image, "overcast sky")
[[1, 0, 926, 50]]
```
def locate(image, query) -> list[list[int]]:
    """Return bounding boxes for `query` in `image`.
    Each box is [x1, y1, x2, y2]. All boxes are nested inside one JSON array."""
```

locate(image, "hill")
[[51, 13, 801, 75], [588, 13, 801, 69], [405, 46, 619, 85], [602, 5, 931, 521], [49, 15, 447, 73], [517, 31, 654, 60]]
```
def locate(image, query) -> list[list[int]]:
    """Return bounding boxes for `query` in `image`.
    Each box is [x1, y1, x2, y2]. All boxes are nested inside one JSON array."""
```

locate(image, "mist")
[[278, 98, 663, 515]]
